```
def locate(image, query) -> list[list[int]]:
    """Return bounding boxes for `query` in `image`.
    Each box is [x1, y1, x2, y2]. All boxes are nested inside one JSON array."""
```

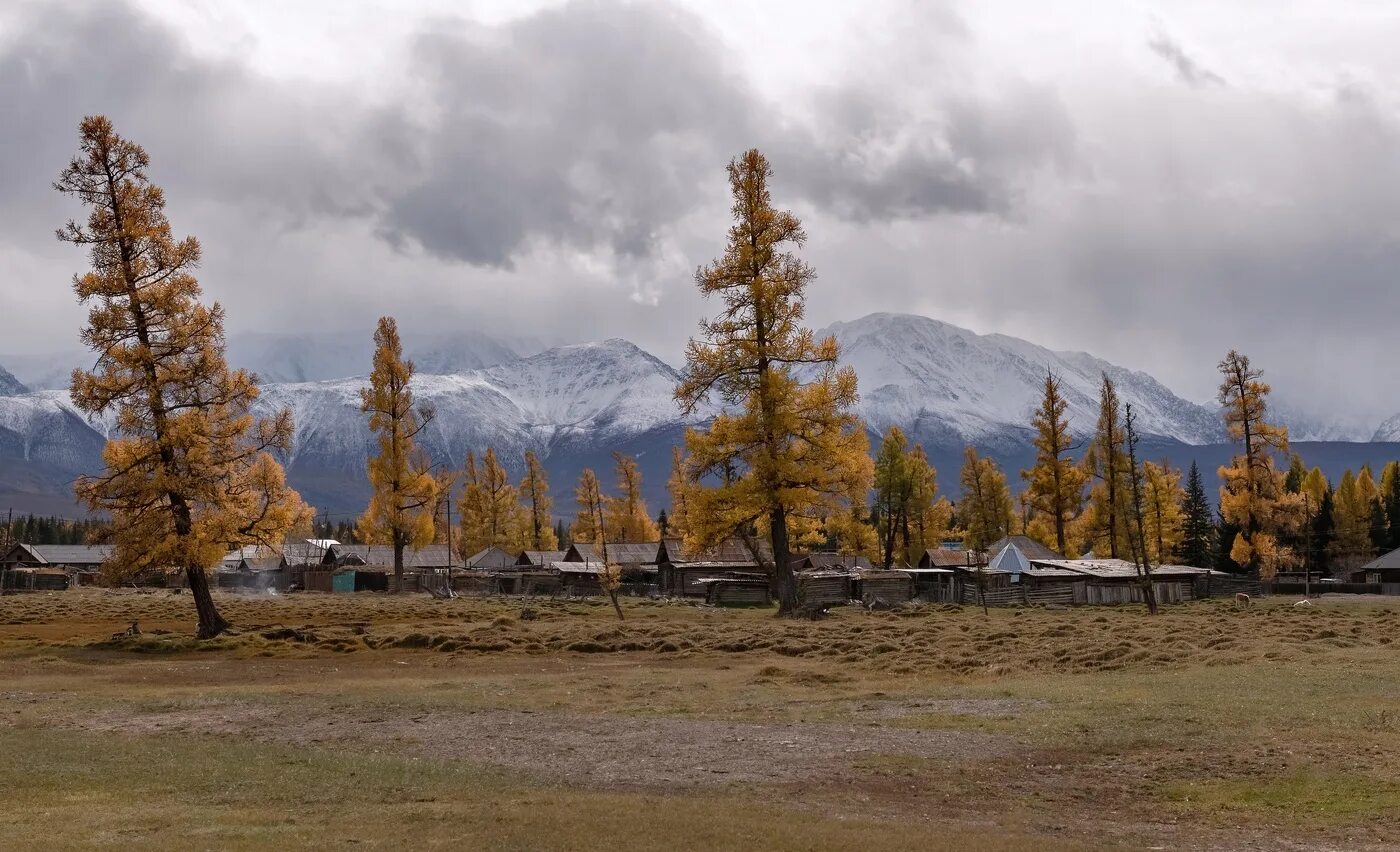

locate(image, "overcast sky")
[[3, 0, 1398, 420]]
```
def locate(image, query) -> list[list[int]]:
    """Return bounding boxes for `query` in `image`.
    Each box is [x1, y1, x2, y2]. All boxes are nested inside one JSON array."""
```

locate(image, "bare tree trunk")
[[186, 564, 229, 639], [608, 589, 624, 621], [393, 540, 404, 594], [770, 509, 797, 615]]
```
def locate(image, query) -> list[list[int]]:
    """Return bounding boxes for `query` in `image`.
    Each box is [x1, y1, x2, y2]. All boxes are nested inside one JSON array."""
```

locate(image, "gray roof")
[[920, 547, 969, 568], [281, 540, 335, 566], [1029, 558, 1211, 579], [989, 543, 1031, 575], [599, 542, 661, 565], [660, 537, 773, 565], [565, 543, 600, 562], [987, 535, 1064, 562], [329, 544, 455, 569], [465, 546, 517, 569], [6, 543, 113, 566], [794, 552, 872, 572], [1358, 547, 1400, 574], [517, 549, 567, 566]]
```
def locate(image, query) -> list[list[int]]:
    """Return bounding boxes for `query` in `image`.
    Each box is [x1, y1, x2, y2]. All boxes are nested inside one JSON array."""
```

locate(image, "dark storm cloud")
[[1147, 31, 1225, 88], [0, 0, 1072, 273], [372, 1, 1072, 265], [0, 1, 379, 241], [372, 3, 756, 268]]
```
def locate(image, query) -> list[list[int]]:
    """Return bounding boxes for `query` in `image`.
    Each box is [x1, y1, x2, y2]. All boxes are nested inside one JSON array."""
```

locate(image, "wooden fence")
[[959, 584, 1074, 607]]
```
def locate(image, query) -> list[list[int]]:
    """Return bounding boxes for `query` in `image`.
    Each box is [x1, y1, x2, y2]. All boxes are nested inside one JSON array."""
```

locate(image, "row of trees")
[[0, 515, 108, 547], [56, 120, 1388, 633]]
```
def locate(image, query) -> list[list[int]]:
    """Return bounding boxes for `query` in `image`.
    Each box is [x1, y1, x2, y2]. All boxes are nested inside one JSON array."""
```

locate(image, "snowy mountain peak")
[[822, 312, 1224, 445], [0, 363, 27, 396]]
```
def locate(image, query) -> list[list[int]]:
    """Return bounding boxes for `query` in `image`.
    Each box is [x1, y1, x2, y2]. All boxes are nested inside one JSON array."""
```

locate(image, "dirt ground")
[[2, 589, 1399, 850]]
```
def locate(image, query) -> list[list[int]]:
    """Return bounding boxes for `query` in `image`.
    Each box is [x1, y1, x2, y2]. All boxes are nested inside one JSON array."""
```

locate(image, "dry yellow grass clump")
[[2, 589, 1394, 677]]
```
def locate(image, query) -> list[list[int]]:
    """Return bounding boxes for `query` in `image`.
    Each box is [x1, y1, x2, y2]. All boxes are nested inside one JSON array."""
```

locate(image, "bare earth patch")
[[73, 698, 1009, 788]]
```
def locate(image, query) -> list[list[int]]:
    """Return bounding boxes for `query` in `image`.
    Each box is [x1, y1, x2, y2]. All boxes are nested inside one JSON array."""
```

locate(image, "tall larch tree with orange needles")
[[457, 448, 527, 557], [1021, 371, 1086, 556], [1216, 351, 1303, 579], [358, 317, 440, 591], [58, 116, 310, 637], [675, 149, 870, 614], [605, 452, 659, 542], [519, 450, 557, 551]]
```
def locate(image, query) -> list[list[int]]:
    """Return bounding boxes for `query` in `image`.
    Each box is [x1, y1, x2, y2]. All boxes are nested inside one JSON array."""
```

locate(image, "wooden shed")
[[697, 576, 772, 606], [855, 569, 915, 605]]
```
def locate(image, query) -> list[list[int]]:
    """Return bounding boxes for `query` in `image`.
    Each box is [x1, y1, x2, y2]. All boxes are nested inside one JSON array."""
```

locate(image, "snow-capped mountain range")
[[0, 312, 1395, 515]]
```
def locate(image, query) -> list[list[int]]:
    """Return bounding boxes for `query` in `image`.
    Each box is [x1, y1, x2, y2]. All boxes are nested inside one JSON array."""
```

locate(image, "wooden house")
[[1023, 558, 1215, 605], [1351, 549, 1400, 593], [656, 537, 772, 597], [516, 549, 566, 567], [465, 546, 517, 571], [1, 543, 112, 590]]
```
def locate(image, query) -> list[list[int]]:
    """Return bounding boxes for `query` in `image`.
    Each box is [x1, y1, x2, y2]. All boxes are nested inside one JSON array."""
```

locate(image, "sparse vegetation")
[[2, 591, 1399, 849]]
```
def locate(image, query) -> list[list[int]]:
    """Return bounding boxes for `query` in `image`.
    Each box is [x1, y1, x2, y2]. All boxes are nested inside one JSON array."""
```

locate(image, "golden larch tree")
[[57, 116, 310, 638], [665, 446, 693, 543], [457, 448, 527, 558], [1216, 351, 1303, 579], [519, 450, 557, 551], [604, 452, 659, 542], [1079, 375, 1130, 558], [1328, 469, 1372, 569], [907, 444, 953, 563], [571, 468, 604, 546], [1142, 460, 1184, 563], [958, 448, 1013, 553], [1021, 371, 1086, 556], [675, 149, 870, 614], [358, 317, 440, 591]]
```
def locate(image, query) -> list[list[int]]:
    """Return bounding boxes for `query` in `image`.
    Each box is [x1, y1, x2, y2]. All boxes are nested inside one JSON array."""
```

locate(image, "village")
[[12, 531, 1400, 605], [4, 9, 1400, 844]]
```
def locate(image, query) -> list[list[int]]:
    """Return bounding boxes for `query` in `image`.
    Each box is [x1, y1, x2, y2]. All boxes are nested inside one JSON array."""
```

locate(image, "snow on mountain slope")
[[256, 338, 708, 472], [0, 362, 27, 396], [1372, 414, 1400, 442], [821, 313, 1224, 445], [226, 329, 546, 384]]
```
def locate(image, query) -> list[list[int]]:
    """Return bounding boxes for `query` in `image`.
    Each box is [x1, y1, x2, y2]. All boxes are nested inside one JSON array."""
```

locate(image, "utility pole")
[[1304, 492, 1313, 599], [444, 483, 455, 598]]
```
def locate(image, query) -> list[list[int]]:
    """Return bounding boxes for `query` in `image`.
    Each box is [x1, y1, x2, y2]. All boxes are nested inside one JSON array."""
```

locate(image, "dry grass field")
[[2, 589, 1399, 850]]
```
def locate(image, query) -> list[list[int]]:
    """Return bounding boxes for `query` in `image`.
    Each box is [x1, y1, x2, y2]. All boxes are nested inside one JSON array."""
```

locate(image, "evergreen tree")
[[674, 149, 871, 614], [1021, 371, 1086, 556], [1179, 461, 1215, 569], [1382, 461, 1400, 551], [1311, 487, 1335, 574], [59, 116, 308, 635], [358, 317, 440, 592]]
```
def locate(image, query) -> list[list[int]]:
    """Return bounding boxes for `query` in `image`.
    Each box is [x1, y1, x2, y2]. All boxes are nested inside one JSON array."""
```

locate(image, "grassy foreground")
[[2, 590, 1399, 850]]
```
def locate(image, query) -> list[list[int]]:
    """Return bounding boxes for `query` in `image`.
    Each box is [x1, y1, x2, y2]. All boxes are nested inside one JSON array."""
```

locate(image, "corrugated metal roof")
[[329, 544, 455, 569], [517, 549, 566, 566], [920, 547, 969, 568], [795, 552, 872, 572], [1030, 558, 1210, 579], [11, 544, 113, 565]]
